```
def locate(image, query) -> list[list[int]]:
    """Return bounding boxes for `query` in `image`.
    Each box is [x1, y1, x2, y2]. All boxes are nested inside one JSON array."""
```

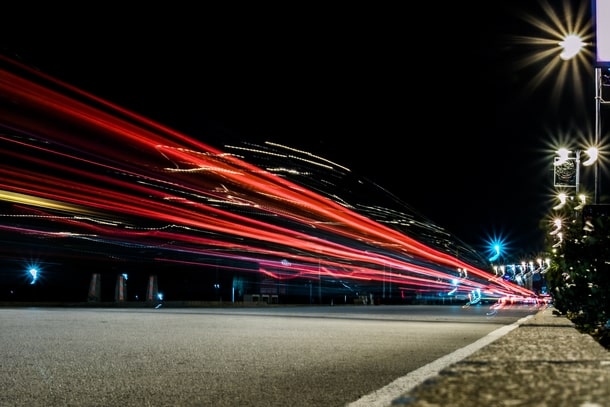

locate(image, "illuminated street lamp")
[[559, 34, 587, 61], [574, 194, 587, 211], [552, 192, 569, 211], [28, 267, 38, 285], [488, 243, 502, 263], [549, 218, 562, 235]]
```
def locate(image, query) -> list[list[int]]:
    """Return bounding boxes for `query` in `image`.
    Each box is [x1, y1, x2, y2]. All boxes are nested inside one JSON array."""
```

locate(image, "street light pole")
[[557, 24, 604, 203], [575, 150, 581, 195], [592, 0, 610, 203], [594, 67, 602, 204]]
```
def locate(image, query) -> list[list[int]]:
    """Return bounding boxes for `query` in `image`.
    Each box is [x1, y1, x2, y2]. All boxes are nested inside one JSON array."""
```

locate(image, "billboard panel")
[[554, 157, 578, 188], [593, 0, 610, 67]]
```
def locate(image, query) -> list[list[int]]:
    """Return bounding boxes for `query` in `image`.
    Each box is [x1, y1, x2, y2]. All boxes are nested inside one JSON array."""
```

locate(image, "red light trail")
[[0, 54, 535, 301]]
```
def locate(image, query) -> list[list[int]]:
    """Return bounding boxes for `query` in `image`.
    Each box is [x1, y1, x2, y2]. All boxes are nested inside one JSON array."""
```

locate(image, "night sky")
[[1, 0, 598, 258]]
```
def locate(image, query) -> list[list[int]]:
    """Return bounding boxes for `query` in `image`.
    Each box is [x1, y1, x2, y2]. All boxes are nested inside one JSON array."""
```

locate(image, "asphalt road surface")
[[0, 304, 539, 407]]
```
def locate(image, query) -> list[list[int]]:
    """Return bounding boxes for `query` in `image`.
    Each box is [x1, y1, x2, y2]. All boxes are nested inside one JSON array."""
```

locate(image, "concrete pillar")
[[145, 275, 158, 304], [115, 274, 127, 303], [88, 273, 101, 302]]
